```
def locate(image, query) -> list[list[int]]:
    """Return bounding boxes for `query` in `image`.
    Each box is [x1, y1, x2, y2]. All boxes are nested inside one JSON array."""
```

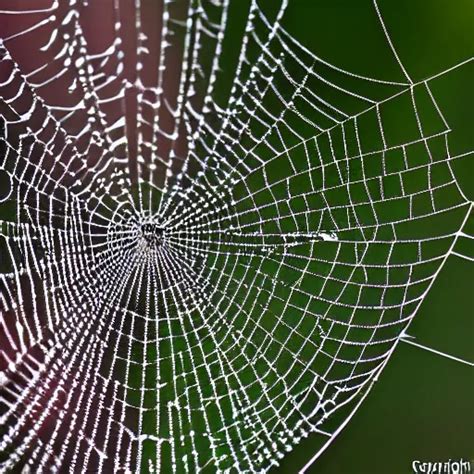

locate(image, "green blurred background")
[[271, 0, 474, 472]]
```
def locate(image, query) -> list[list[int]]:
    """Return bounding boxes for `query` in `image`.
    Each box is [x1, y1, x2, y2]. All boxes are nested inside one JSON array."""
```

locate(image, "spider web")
[[0, 0, 472, 472]]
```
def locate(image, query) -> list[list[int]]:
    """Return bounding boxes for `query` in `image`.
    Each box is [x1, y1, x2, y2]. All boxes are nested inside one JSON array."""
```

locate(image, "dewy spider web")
[[0, 0, 472, 472]]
